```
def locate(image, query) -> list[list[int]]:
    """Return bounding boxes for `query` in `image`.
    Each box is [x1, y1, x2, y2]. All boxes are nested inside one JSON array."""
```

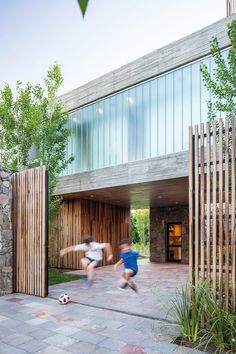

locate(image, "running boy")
[[60, 235, 113, 286], [113, 239, 140, 293]]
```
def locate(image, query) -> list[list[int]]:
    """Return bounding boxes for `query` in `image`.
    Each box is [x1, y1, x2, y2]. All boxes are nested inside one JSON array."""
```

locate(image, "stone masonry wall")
[[0, 168, 13, 295], [150, 205, 189, 264]]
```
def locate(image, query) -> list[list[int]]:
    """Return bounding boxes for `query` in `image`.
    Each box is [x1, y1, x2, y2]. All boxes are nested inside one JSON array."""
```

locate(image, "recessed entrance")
[[167, 223, 182, 262]]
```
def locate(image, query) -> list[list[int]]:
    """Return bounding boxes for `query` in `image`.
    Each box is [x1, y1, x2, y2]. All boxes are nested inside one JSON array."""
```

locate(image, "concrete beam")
[[59, 15, 235, 112], [54, 150, 188, 196]]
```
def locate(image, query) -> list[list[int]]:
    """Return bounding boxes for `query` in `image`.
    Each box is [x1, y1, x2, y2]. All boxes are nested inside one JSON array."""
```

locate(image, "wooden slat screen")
[[189, 117, 236, 310], [11, 166, 48, 297], [49, 199, 130, 269]]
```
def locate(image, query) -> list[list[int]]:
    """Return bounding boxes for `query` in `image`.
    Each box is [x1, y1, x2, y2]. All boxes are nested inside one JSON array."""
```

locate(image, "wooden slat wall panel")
[[11, 167, 48, 297], [189, 118, 236, 310], [49, 199, 130, 269]]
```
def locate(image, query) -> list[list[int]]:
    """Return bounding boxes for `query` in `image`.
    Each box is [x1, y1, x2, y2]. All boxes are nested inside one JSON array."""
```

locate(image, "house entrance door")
[[167, 223, 182, 262]]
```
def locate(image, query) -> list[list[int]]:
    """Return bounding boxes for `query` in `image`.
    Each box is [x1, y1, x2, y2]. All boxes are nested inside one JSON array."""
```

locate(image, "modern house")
[[52, 14, 235, 268]]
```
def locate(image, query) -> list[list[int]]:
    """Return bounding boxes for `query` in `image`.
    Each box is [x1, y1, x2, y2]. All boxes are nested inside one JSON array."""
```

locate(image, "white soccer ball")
[[58, 294, 70, 305]]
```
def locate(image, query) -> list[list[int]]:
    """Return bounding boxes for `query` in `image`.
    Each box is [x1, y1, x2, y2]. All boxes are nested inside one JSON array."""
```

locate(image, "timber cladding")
[[189, 117, 236, 310], [49, 199, 130, 269], [11, 166, 48, 297]]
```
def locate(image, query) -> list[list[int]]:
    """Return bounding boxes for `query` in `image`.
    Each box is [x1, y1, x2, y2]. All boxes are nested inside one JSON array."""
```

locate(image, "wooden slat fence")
[[11, 166, 48, 297], [189, 117, 236, 310]]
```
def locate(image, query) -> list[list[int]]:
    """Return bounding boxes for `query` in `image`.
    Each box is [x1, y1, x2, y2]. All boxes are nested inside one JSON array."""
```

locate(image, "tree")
[[133, 209, 150, 245], [200, 18, 236, 121], [0, 64, 74, 218], [131, 214, 139, 244]]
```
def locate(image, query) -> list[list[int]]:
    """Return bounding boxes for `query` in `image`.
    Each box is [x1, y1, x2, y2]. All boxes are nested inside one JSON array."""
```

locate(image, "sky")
[[0, 0, 226, 95]]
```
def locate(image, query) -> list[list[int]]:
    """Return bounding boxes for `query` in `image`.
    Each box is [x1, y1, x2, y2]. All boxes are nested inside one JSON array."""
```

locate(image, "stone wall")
[[0, 168, 13, 295], [150, 205, 189, 264]]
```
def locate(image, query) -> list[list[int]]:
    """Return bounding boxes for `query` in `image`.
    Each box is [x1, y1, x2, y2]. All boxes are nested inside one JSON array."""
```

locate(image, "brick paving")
[[0, 262, 207, 353], [0, 292, 205, 354], [49, 260, 189, 321]]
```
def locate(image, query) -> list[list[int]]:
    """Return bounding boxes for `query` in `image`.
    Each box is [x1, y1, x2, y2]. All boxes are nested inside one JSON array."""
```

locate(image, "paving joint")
[[48, 295, 178, 324]]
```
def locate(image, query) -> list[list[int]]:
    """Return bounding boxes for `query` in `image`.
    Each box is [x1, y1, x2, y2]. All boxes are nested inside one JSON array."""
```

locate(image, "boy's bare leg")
[[119, 269, 138, 293], [87, 261, 97, 281], [119, 269, 133, 288], [81, 258, 90, 279]]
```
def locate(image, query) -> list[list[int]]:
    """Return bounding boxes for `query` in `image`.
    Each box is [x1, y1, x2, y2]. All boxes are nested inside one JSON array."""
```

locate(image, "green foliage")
[[131, 209, 150, 245], [77, 0, 89, 17], [131, 242, 150, 257], [48, 268, 85, 285], [199, 287, 236, 353], [0, 63, 74, 219], [131, 214, 139, 243], [200, 18, 236, 120], [170, 283, 203, 343], [170, 282, 236, 352]]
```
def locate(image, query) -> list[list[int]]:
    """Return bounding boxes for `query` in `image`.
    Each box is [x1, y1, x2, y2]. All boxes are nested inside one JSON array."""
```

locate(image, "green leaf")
[[77, 0, 89, 17]]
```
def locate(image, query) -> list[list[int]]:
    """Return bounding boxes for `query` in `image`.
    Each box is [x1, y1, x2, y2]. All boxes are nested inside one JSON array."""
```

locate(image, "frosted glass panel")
[[63, 49, 228, 175], [157, 76, 166, 155], [166, 73, 174, 154], [150, 80, 158, 157]]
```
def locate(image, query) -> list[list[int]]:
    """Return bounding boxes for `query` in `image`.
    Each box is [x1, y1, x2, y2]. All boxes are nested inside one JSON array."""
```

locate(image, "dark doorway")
[[167, 223, 182, 262]]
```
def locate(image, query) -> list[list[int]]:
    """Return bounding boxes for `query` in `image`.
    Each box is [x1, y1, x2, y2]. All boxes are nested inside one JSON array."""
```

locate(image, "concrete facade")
[[150, 205, 189, 264], [54, 16, 235, 265], [54, 151, 188, 198], [55, 16, 236, 202], [0, 168, 13, 296], [60, 15, 235, 112]]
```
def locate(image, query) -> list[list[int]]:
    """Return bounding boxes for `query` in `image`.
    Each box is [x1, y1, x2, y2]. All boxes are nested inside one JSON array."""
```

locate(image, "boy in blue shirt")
[[113, 239, 140, 293]]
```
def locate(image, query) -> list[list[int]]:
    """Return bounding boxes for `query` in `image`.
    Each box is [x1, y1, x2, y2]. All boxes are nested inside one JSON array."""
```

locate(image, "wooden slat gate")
[[189, 117, 236, 310], [11, 166, 48, 297]]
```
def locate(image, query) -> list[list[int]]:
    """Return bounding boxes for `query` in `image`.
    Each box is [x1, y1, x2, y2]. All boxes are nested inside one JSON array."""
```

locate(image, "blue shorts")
[[123, 269, 137, 277], [86, 257, 100, 267], [131, 269, 137, 277]]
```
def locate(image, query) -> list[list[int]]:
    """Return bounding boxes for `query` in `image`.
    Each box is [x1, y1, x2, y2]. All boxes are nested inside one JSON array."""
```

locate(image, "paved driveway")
[[0, 292, 205, 354], [49, 261, 189, 321]]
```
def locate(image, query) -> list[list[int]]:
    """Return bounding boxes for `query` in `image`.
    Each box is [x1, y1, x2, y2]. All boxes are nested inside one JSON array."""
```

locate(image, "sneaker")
[[87, 279, 94, 288], [118, 283, 128, 291], [83, 276, 88, 283], [129, 281, 138, 293]]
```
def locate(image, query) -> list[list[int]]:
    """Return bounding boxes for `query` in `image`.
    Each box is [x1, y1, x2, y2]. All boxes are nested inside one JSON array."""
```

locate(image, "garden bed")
[[172, 336, 218, 353]]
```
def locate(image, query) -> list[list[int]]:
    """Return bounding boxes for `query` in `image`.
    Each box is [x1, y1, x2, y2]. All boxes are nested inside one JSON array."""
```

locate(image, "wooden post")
[[219, 119, 223, 299], [225, 117, 230, 309], [194, 125, 199, 285], [206, 122, 211, 285], [189, 126, 194, 285], [200, 123, 205, 280], [231, 116, 236, 311], [212, 121, 217, 298]]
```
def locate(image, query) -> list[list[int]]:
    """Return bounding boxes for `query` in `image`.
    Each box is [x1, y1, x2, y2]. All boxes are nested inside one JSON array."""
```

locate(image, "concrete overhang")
[[54, 151, 189, 208]]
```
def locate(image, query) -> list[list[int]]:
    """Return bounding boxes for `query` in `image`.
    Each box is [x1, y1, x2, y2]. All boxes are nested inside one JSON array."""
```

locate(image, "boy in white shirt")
[[60, 235, 113, 287]]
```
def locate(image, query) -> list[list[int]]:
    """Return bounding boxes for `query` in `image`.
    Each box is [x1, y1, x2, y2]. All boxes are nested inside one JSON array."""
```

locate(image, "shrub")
[[170, 283, 204, 343], [199, 287, 236, 353], [170, 282, 236, 353]]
